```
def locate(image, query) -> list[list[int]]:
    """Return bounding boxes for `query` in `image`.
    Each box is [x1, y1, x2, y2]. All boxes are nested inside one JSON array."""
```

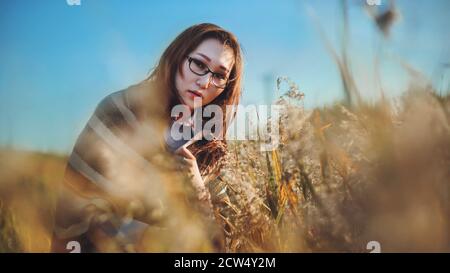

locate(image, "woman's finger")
[[175, 146, 196, 160]]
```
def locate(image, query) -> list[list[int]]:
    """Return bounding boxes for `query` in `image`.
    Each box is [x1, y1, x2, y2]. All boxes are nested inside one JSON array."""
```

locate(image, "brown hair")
[[145, 23, 243, 177]]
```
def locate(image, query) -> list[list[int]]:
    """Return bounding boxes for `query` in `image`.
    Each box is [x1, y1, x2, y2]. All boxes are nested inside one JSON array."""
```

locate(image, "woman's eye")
[[216, 74, 226, 80], [193, 59, 206, 69]]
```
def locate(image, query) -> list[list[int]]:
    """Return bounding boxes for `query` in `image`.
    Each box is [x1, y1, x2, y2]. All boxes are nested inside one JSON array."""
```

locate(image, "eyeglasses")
[[187, 56, 235, 89]]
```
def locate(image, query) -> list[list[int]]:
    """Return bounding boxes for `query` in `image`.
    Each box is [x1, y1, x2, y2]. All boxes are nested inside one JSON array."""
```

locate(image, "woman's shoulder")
[[92, 87, 134, 130], [94, 80, 162, 129], [95, 82, 145, 116]]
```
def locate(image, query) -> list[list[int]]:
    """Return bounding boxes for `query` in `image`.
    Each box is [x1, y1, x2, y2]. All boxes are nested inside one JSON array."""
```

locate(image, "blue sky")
[[0, 0, 449, 153]]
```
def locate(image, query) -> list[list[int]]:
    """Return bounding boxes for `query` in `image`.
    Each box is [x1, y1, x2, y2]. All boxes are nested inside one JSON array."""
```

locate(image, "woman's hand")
[[174, 146, 210, 201]]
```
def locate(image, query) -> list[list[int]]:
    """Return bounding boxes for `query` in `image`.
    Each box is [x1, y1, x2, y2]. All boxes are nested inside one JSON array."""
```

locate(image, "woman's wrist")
[[194, 185, 215, 219], [195, 185, 210, 201]]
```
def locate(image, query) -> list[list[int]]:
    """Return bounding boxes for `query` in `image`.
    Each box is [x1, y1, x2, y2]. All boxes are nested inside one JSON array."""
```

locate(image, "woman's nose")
[[196, 73, 212, 89]]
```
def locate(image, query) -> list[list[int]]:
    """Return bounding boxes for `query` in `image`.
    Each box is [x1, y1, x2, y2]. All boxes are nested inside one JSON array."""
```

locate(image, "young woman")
[[51, 23, 243, 252]]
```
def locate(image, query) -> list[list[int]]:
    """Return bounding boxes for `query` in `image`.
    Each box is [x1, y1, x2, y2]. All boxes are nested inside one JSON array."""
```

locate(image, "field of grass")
[[1, 85, 448, 252]]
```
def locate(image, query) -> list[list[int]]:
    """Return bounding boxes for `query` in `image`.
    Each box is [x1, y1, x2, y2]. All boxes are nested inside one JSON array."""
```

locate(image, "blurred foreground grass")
[[0, 149, 66, 252]]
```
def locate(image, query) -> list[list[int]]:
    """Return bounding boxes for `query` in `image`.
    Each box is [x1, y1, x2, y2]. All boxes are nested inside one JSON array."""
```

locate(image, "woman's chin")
[[182, 100, 194, 111], [184, 98, 202, 111]]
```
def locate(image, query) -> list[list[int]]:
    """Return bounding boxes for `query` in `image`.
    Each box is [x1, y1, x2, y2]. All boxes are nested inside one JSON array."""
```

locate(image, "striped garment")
[[51, 81, 230, 252]]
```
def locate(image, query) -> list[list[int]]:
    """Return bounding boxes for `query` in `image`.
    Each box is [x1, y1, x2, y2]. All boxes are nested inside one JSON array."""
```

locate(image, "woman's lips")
[[187, 90, 203, 98]]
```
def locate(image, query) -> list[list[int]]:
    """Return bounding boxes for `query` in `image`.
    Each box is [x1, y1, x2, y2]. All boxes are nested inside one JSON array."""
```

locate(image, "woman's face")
[[175, 38, 235, 111]]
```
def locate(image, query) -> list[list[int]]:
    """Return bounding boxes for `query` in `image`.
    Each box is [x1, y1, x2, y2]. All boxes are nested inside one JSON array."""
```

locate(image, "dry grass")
[[0, 149, 66, 252], [1, 85, 449, 253], [217, 79, 450, 252]]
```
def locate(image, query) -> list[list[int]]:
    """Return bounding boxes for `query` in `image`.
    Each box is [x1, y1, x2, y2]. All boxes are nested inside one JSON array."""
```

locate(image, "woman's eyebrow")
[[195, 52, 229, 73]]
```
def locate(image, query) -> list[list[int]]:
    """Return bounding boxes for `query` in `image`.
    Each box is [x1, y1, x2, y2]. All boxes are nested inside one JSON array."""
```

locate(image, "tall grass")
[[218, 80, 449, 252], [214, 0, 450, 252]]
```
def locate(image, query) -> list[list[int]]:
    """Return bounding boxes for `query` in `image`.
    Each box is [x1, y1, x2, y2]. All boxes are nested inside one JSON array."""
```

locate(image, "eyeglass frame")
[[186, 55, 236, 89]]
